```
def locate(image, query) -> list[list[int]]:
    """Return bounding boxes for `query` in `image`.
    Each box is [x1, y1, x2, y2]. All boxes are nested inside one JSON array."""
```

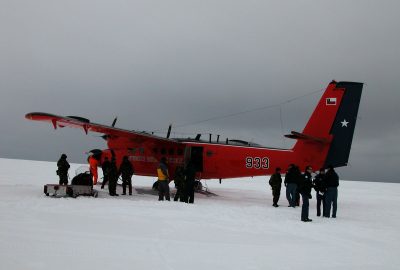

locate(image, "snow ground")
[[0, 158, 399, 270]]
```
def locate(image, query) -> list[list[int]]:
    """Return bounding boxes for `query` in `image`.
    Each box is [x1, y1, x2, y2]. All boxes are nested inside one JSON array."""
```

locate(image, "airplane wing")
[[25, 112, 177, 144]]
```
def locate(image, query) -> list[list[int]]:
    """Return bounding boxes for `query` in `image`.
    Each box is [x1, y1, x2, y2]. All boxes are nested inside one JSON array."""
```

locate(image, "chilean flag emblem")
[[326, 97, 337, 105]]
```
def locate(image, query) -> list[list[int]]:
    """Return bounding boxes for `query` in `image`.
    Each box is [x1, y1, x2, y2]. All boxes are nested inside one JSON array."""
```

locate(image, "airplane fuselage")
[[103, 138, 328, 180]]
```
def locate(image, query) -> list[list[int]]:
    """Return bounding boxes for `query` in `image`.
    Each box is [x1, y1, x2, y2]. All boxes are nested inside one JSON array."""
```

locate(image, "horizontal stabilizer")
[[284, 131, 330, 143]]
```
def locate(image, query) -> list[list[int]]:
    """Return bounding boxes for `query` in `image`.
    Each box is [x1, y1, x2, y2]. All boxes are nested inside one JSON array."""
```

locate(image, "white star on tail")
[[341, 119, 349, 127]]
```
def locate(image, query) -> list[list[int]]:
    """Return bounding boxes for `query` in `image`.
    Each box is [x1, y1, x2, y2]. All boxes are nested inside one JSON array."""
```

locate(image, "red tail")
[[286, 81, 363, 169]]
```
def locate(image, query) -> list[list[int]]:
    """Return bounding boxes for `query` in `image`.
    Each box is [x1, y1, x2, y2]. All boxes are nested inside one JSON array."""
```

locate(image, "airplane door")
[[203, 148, 218, 176], [184, 146, 203, 173], [184, 146, 191, 166]]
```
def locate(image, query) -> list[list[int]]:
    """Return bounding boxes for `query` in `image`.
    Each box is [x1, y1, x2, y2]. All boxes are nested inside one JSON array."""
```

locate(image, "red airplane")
[[26, 81, 363, 182]]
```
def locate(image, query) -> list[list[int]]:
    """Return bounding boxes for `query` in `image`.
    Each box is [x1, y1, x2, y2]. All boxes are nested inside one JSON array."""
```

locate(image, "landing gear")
[[194, 180, 203, 192]]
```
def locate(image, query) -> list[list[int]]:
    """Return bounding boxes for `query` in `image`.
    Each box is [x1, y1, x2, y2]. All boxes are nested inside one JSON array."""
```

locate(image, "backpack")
[[71, 172, 93, 186]]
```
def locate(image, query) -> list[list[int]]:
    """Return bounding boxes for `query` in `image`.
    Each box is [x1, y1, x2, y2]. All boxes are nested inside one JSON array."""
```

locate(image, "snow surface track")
[[0, 158, 399, 270]]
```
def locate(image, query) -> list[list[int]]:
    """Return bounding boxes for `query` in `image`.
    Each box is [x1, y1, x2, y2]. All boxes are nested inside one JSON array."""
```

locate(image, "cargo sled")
[[44, 168, 98, 198]]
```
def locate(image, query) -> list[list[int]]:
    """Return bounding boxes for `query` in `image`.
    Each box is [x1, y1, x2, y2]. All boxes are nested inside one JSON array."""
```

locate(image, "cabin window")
[[168, 148, 174, 155], [161, 148, 167, 155], [153, 148, 158, 154], [177, 149, 184, 155]]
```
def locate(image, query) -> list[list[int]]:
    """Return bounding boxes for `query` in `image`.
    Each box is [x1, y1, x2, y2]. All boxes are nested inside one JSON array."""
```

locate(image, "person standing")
[[269, 167, 282, 207], [108, 157, 119, 196], [324, 166, 339, 218], [157, 157, 170, 201], [57, 154, 70, 185], [184, 160, 196, 204], [119, 156, 134, 195], [294, 165, 302, 207], [313, 168, 327, 217], [173, 166, 185, 202], [284, 164, 297, 207], [101, 157, 111, 189], [299, 166, 313, 222]]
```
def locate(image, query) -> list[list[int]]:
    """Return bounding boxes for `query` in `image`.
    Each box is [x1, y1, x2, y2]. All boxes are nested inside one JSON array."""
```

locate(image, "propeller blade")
[[166, 124, 172, 138], [112, 117, 118, 127]]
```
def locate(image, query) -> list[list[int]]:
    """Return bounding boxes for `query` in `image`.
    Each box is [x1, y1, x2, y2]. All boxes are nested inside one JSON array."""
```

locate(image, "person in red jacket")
[[88, 155, 99, 185]]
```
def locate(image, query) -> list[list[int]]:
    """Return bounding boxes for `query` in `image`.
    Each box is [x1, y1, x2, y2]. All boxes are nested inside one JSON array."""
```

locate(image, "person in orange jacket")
[[89, 155, 99, 185]]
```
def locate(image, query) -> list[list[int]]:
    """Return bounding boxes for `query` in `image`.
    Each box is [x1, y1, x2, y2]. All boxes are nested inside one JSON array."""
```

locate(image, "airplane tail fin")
[[287, 81, 363, 168]]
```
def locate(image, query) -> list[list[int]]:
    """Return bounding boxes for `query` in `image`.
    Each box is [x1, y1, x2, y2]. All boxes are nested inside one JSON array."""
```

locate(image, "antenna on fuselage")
[[166, 124, 172, 138]]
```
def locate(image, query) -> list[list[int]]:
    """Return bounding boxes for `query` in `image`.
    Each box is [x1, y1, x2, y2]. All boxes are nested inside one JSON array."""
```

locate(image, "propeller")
[[91, 117, 117, 141]]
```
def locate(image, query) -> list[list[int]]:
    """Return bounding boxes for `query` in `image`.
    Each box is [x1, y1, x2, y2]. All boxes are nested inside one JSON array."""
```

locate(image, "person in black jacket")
[[324, 166, 339, 218], [284, 164, 297, 207], [108, 157, 119, 196], [57, 154, 70, 185], [101, 157, 111, 189], [299, 166, 313, 222], [294, 165, 302, 206], [269, 167, 282, 207], [184, 160, 196, 204], [173, 166, 185, 202], [119, 156, 134, 195], [313, 168, 327, 217]]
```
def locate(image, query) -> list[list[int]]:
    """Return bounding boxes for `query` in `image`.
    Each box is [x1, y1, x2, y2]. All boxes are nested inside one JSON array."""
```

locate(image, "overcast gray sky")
[[1, 1, 399, 182]]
